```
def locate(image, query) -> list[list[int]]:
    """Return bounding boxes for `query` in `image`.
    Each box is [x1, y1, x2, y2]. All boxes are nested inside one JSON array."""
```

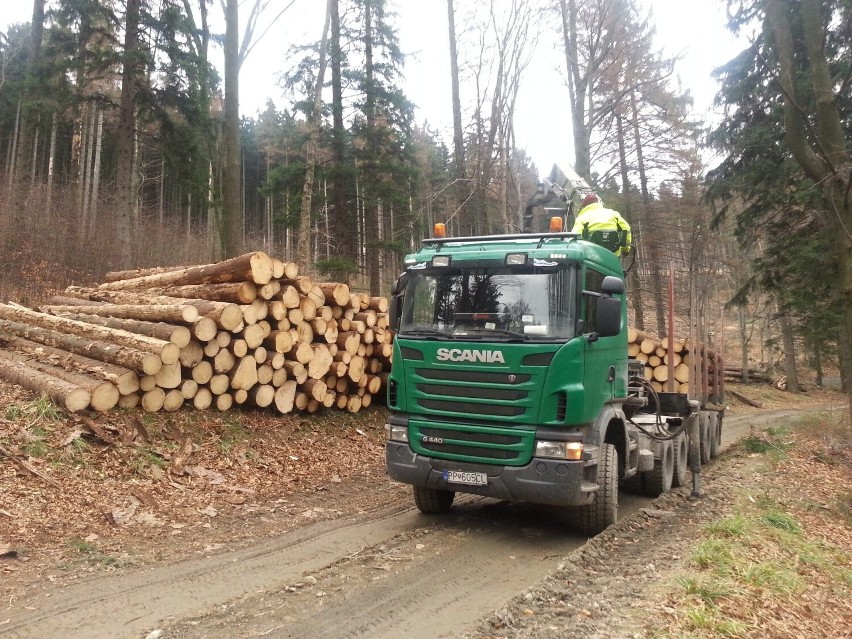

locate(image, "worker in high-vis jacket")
[[571, 193, 632, 256]]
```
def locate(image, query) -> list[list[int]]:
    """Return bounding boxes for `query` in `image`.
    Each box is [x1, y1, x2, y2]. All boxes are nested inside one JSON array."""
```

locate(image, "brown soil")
[[1, 380, 849, 638]]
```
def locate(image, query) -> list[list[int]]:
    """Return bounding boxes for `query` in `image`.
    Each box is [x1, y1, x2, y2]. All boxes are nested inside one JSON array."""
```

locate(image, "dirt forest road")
[[1, 410, 800, 639]]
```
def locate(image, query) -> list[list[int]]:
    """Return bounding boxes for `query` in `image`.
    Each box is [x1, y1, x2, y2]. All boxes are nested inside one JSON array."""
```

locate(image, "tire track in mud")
[[1, 411, 799, 639], [1, 500, 418, 639]]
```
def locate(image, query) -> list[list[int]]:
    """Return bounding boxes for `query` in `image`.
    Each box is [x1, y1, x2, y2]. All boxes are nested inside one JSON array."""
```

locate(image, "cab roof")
[[404, 232, 622, 275]]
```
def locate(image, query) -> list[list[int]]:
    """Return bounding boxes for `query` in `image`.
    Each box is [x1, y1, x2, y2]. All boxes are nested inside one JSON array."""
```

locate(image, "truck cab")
[[385, 229, 634, 534]]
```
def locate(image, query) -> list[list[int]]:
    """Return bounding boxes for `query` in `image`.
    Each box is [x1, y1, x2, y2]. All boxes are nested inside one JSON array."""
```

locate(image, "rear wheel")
[[672, 433, 689, 487], [699, 412, 711, 465], [643, 441, 674, 497], [709, 412, 721, 459], [580, 443, 618, 536], [413, 486, 455, 514]]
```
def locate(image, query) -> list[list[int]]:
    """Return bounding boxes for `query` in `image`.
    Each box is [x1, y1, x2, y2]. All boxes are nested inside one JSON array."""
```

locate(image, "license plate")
[[443, 470, 488, 486]]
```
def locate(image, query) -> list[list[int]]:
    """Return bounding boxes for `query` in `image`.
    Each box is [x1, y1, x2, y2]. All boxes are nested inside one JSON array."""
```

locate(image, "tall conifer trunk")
[[114, 0, 141, 267]]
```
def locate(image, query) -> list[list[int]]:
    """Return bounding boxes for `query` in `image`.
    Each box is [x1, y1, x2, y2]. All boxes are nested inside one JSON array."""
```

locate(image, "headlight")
[[385, 423, 409, 442], [535, 440, 583, 460]]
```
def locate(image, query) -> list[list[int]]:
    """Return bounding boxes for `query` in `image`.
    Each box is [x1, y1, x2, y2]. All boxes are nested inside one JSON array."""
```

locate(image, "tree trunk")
[[220, 0, 242, 259], [447, 0, 468, 233], [778, 308, 799, 392], [297, 0, 333, 269], [765, 0, 852, 428], [114, 0, 141, 267]]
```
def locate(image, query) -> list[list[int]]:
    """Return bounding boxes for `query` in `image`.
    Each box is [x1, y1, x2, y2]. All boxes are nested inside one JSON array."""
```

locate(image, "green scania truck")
[[384, 213, 723, 535]]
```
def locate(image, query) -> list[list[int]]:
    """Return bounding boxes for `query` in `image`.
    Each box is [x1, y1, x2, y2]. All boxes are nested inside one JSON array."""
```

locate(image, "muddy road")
[[1, 411, 795, 639]]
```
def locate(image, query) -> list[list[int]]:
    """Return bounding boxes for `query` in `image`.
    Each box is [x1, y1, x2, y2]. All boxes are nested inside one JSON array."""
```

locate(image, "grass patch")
[[705, 515, 749, 537], [67, 538, 124, 569], [130, 446, 168, 475], [648, 411, 852, 638]]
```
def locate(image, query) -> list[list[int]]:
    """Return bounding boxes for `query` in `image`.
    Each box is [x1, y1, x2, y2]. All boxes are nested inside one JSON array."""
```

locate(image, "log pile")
[[0, 252, 392, 414], [627, 327, 722, 397]]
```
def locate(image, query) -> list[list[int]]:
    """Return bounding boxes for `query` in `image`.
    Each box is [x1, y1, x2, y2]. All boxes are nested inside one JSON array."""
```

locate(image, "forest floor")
[[0, 380, 850, 638]]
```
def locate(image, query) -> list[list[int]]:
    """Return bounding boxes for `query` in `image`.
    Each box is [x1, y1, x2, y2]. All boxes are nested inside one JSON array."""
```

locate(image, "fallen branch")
[[728, 389, 763, 408], [0, 444, 62, 488]]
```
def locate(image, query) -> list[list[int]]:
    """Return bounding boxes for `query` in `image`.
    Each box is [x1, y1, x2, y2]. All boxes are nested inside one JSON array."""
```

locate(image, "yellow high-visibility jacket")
[[571, 202, 632, 256]]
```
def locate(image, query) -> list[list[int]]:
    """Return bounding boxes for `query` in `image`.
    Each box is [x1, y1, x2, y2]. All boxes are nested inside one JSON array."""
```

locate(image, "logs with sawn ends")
[[626, 325, 720, 396], [0, 334, 139, 395], [0, 251, 393, 415], [0, 349, 118, 411], [97, 251, 275, 290], [0, 356, 91, 412], [0, 304, 179, 365], [0, 319, 163, 375]]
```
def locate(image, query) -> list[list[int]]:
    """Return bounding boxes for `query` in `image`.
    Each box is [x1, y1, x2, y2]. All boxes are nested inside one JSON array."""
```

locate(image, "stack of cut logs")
[[0, 252, 392, 414], [627, 327, 719, 395]]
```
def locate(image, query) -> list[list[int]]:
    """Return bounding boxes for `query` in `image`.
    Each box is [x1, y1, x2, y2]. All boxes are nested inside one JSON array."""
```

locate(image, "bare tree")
[[114, 0, 142, 266], [297, 0, 333, 269]]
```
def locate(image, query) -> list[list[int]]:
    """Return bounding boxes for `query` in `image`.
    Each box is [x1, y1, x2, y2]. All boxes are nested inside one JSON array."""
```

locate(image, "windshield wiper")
[[455, 328, 530, 341], [399, 328, 450, 339]]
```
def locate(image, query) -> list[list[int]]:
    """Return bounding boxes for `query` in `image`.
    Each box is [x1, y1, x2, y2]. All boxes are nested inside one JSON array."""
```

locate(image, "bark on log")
[[97, 251, 274, 289], [147, 281, 258, 304], [0, 349, 117, 411], [103, 264, 191, 282], [41, 303, 199, 325], [0, 319, 163, 375], [65, 288, 243, 331], [0, 357, 92, 412], [0, 334, 139, 395], [0, 304, 179, 365], [48, 312, 192, 347]]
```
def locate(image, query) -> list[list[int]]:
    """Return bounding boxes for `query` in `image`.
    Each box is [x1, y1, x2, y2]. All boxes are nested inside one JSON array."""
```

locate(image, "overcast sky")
[[1, 0, 746, 177]]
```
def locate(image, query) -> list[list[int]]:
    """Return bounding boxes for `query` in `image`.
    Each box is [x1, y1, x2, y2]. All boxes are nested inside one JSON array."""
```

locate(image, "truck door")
[[581, 267, 621, 420]]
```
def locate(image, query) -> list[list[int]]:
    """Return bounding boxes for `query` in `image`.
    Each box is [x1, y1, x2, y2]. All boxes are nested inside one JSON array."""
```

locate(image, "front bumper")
[[385, 441, 596, 507]]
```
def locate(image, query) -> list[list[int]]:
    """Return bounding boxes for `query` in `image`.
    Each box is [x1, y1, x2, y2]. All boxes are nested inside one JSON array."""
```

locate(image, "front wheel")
[[580, 443, 618, 536], [413, 486, 455, 514]]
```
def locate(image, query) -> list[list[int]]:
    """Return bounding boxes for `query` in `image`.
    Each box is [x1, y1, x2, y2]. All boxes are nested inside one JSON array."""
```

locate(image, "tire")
[[580, 443, 618, 536], [643, 441, 674, 497], [672, 433, 689, 488], [699, 411, 711, 465], [709, 412, 721, 459], [621, 471, 644, 494], [413, 486, 455, 514]]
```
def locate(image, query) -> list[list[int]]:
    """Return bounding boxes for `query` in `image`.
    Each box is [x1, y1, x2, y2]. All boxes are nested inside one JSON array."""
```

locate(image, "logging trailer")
[[383, 165, 724, 534]]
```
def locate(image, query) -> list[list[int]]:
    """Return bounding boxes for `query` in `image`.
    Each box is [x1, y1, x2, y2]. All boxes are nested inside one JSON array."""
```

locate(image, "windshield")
[[399, 265, 578, 341]]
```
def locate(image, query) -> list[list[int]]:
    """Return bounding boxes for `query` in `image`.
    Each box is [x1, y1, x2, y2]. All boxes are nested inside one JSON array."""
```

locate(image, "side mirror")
[[601, 275, 624, 295], [596, 296, 622, 337], [390, 272, 408, 296], [389, 295, 402, 331]]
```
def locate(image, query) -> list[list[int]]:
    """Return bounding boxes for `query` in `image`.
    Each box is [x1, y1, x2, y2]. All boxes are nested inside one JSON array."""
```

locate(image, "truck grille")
[[412, 367, 532, 420], [413, 424, 529, 462]]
